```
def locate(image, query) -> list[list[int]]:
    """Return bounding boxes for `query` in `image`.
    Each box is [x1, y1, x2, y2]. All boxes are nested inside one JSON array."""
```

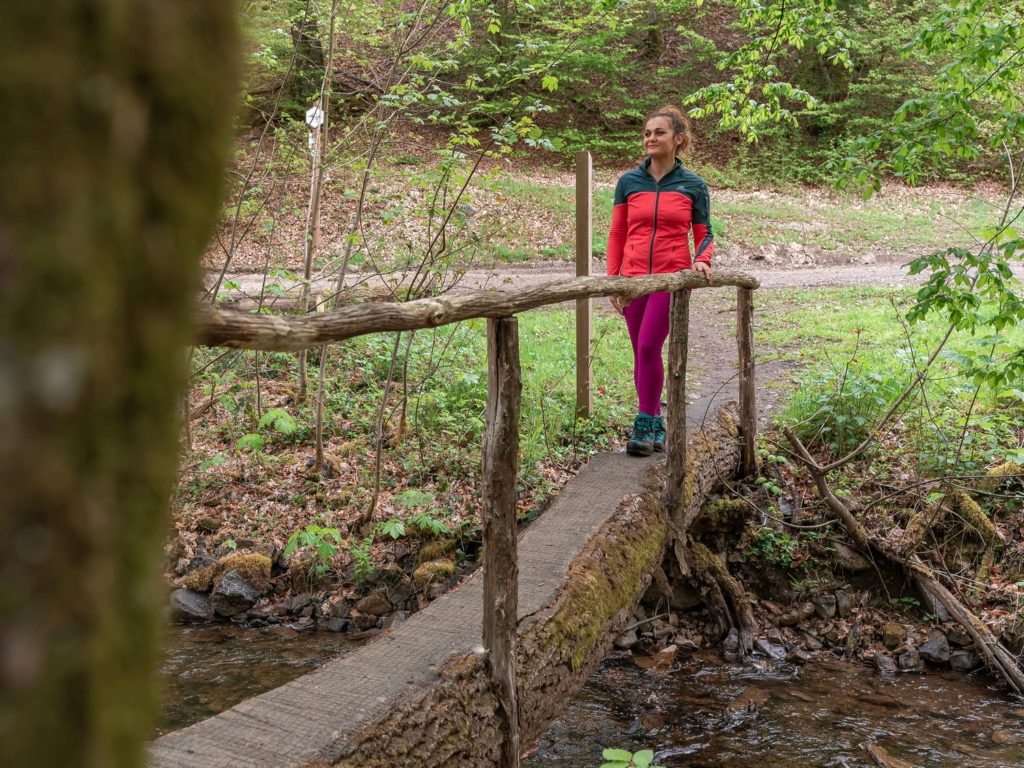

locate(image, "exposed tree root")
[[783, 426, 1024, 694], [690, 542, 756, 656]]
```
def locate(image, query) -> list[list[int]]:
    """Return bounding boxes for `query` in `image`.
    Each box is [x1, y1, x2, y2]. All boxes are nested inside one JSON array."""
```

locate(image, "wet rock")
[[299, 605, 314, 619], [812, 594, 837, 619], [654, 644, 678, 669], [754, 638, 786, 660], [724, 627, 739, 654], [326, 617, 348, 633], [170, 588, 209, 622], [294, 616, 315, 631], [897, 647, 923, 672], [946, 629, 973, 647], [675, 638, 700, 653], [882, 623, 905, 650], [383, 611, 407, 630], [835, 589, 855, 618], [356, 590, 392, 617], [918, 630, 951, 665], [210, 570, 262, 617], [766, 627, 785, 645], [949, 650, 982, 672], [874, 652, 898, 676], [348, 608, 378, 632], [614, 629, 639, 650]]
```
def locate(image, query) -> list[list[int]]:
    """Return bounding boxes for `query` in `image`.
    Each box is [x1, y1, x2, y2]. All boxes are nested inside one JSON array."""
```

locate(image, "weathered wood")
[[664, 289, 690, 572], [575, 150, 593, 419], [195, 269, 760, 351], [737, 287, 757, 476], [482, 317, 521, 768]]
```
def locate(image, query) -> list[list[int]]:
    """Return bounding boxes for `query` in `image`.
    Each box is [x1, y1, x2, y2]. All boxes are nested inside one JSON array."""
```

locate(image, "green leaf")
[[236, 433, 264, 452], [602, 749, 633, 761], [633, 749, 654, 768], [541, 75, 558, 92]]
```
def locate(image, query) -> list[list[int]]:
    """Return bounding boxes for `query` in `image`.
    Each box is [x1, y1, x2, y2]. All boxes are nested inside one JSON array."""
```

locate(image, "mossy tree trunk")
[[0, 4, 238, 767]]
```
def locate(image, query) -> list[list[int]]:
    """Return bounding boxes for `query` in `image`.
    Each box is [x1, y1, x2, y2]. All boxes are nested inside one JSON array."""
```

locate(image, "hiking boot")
[[652, 415, 666, 452], [626, 413, 656, 457]]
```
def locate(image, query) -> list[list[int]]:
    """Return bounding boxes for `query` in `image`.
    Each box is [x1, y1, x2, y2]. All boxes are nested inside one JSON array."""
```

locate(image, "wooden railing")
[[195, 267, 760, 768]]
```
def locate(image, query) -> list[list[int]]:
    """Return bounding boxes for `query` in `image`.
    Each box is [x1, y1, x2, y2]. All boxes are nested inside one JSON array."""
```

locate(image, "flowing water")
[[156, 625, 358, 736], [525, 650, 1024, 767], [159, 630, 1024, 765]]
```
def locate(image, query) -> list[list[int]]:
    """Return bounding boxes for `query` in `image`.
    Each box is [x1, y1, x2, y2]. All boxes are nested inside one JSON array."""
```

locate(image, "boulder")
[[355, 589, 392, 617], [897, 647, 923, 671], [170, 588, 209, 622], [812, 594, 837, 619], [613, 629, 638, 650], [874, 652, 897, 676], [210, 569, 262, 617], [918, 630, 951, 665], [835, 589, 855, 618], [949, 650, 981, 672], [882, 623, 905, 650]]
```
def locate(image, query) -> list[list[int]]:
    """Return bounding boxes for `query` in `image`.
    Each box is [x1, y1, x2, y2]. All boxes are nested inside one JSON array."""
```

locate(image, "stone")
[[724, 627, 740, 654], [170, 589, 209, 622], [812, 594, 837, 619], [754, 638, 786, 660], [653, 644, 678, 669], [918, 630, 951, 665], [210, 570, 262, 617], [874, 653, 897, 676], [882, 623, 905, 650], [949, 650, 982, 672], [832, 541, 872, 571], [356, 590, 392, 617], [196, 514, 220, 533], [675, 638, 700, 653], [778, 602, 815, 626], [787, 648, 813, 665], [383, 611, 407, 630], [897, 648, 923, 671], [174, 557, 191, 577], [330, 601, 352, 619], [991, 730, 1024, 746], [835, 589, 855, 618], [614, 629, 639, 650], [803, 633, 824, 651], [947, 630, 973, 647], [289, 592, 315, 614], [326, 617, 348, 633], [766, 627, 785, 645]]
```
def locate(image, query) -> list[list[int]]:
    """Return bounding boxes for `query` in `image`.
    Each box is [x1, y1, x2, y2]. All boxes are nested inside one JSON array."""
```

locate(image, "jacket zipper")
[[648, 181, 661, 274]]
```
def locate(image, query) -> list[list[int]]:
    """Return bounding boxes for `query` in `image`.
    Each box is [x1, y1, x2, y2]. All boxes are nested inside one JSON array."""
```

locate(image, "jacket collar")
[[640, 156, 683, 180]]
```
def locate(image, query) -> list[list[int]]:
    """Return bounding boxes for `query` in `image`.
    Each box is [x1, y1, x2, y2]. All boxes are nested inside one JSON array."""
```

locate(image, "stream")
[[159, 629, 1024, 765]]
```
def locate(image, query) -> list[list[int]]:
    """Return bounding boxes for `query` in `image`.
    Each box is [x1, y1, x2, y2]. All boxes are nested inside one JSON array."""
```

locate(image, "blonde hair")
[[646, 105, 693, 156]]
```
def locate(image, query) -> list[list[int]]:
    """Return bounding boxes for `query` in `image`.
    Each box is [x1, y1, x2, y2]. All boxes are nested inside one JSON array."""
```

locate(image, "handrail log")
[[195, 269, 760, 351]]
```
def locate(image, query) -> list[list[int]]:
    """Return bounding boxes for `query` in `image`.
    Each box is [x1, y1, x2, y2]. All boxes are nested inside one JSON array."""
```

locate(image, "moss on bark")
[[0, 5, 238, 767]]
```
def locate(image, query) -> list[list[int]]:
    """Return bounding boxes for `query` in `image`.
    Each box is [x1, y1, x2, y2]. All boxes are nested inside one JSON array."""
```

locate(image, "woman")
[[607, 105, 714, 457]]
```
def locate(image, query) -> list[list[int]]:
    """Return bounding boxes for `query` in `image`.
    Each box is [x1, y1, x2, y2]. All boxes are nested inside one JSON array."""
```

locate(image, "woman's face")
[[643, 116, 681, 159]]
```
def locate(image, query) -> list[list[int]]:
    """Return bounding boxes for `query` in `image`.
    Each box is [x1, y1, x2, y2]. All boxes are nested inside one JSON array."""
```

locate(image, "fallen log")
[[784, 427, 1024, 694]]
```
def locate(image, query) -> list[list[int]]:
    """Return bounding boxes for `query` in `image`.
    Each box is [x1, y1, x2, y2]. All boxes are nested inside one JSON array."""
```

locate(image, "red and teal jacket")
[[606, 157, 714, 277]]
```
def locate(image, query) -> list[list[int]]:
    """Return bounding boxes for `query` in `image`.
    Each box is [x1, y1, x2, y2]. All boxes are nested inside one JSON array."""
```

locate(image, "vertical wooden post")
[[737, 288, 757, 477], [575, 150, 593, 419], [483, 317, 521, 768], [663, 290, 690, 531]]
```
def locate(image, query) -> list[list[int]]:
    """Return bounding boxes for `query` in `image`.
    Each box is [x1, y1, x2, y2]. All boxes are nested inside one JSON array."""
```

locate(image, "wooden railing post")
[[575, 150, 593, 419], [663, 289, 690, 537], [737, 287, 757, 477], [483, 316, 521, 768]]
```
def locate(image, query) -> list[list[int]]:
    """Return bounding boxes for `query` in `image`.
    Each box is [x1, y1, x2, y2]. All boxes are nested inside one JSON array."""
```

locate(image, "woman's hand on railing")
[[610, 295, 629, 315], [693, 261, 713, 284]]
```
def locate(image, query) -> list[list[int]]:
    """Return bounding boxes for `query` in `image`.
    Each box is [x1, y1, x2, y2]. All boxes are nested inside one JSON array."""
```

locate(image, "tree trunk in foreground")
[[0, 5, 238, 768]]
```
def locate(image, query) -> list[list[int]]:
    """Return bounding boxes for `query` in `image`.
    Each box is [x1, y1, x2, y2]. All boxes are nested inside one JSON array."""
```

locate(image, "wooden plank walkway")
[[150, 451, 663, 768]]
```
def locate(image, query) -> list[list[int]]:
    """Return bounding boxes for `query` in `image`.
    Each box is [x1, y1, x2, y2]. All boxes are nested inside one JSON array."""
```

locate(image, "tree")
[[0, 4, 238, 767]]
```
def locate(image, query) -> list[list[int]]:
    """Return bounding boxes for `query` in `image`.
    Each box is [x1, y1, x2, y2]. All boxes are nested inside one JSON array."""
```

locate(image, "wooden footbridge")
[[153, 267, 760, 767]]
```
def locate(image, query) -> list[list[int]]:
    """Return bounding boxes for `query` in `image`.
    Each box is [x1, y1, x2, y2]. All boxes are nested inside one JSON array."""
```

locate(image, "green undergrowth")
[[761, 286, 1024, 474]]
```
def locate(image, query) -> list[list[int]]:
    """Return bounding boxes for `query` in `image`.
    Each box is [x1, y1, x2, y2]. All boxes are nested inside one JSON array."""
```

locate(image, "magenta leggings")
[[623, 291, 671, 416]]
